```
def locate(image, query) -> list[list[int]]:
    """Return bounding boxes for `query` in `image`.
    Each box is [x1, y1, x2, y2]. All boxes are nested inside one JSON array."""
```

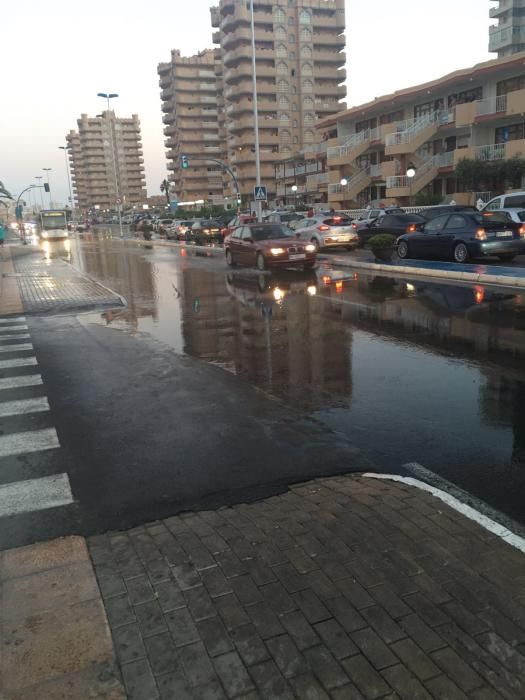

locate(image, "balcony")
[[476, 94, 508, 117], [475, 143, 507, 161], [489, 0, 509, 17], [161, 88, 174, 101], [315, 84, 346, 99], [328, 166, 371, 202], [385, 109, 455, 156], [313, 49, 346, 64], [489, 23, 525, 51], [312, 32, 345, 50], [222, 27, 251, 50], [385, 152, 454, 197]]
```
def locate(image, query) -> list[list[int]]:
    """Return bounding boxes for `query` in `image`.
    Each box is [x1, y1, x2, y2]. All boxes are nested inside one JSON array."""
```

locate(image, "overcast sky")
[[1, 0, 492, 204]]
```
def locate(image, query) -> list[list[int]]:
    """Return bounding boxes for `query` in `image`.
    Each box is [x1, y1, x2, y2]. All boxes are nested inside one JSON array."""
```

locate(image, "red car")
[[224, 223, 317, 271]]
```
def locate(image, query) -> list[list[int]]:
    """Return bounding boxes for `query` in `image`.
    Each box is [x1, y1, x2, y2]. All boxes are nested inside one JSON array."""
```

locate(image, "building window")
[[302, 79, 313, 92], [279, 111, 289, 120], [276, 61, 288, 74], [274, 7, 285, 20], [280, 129, 291, 142], [289, 51, 295, 60], [301, 62, 313, 76], [277, 79, 289, 92], [276, 43, 287, 57], [303, 96, 314, 109], [299, 9, 311, 24], [292, 85, 297, 94], [279, 95, 290, 106], [300, 28, 312, 42], [414, 101, 433, 118], [495, 123, 525, 143], [293, 136, 299, 144], [288, 16, 294, 25], [292, 103, 298, 111], [379, 109, 404, 125], [289, 34, 295, 43], [293, 119, 298, 128], [497, 75, 525, 95], [304, 129, 315, 142], [300, 45, 312, 59], [304, 112, 315, 124], [447, 87, 482, 107], [275, 25, 286, 40]]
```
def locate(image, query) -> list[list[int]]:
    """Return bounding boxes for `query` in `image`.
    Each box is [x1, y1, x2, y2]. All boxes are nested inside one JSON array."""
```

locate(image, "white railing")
[[386, 152, 451, 190], [475, 143, 506, 161], [476, 94, 507, 116], [386, 175, 409, 189], [474, 191, 493, 203], [434, 151, 454, 168], [327, 127, 380, 159], [328, 166, 370, 194], [385, 109, 455, 147]]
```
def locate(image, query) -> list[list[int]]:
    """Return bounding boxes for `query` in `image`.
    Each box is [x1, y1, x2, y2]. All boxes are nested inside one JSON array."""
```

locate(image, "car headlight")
[[273, 287, 285, 301], [307, 285, 317, 296], [305, 244, 316, 252], [270, 247, 285, 255]]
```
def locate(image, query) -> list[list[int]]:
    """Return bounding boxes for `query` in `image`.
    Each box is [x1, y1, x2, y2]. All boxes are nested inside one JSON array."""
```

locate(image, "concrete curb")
[[324, 255, 525, 289]]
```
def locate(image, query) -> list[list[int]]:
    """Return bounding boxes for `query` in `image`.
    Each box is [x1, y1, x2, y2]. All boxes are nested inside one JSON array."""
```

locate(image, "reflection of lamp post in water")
[[406, 163, 416, 206]]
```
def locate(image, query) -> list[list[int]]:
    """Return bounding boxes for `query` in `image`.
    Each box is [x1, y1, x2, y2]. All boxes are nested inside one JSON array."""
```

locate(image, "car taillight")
[[318, 225, 330, 231], [475, 228, 487, 240], [335, 281, 343, 293], [519, 225, 525, 238], [351, 223, 357, 229], [333, 216, 341, 222], [406, 224, 417, 233]]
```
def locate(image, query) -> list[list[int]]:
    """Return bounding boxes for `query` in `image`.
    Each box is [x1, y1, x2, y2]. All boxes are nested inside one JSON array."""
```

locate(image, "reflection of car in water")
[[412, 280, 515, 312], [225, 270, 318, 309], [40, 238, 72, 262]]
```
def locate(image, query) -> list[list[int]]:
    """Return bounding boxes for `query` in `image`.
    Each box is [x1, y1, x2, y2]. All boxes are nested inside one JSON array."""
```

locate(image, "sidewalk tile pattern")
[[10, 249, 123, 313], [89, 475, 525, 700]]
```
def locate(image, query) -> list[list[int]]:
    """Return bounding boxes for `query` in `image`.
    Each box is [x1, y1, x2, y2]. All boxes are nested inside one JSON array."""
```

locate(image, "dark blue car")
[[396, 211, 525, 263]]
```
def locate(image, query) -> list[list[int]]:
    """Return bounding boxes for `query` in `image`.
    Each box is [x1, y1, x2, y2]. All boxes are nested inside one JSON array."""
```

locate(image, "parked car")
[[294, 214, 359, 250], [265, 211, 306, 229], [352, 207, 405, 232], [190, 219, 223, 244], [420, 204, 477, 220], [224, 223, 317, 270], [396, 211, 525, 263], [483, 191, 525, 212], [356, 213, 428, 247], [482, 208, 525, 223]]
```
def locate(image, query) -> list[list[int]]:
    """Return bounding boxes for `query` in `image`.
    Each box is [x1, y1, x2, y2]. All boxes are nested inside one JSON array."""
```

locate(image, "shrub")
[[367, 234, 396, 250]]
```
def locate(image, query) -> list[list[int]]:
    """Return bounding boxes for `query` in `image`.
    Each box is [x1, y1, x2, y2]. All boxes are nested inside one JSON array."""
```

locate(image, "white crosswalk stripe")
[[0, 374, 43, 390], [0, 320, 75, 522], [0, 397, 50, 418], [0, 357, 37, 369], [0, 343, 33, 353], [0, 334, 31, 341], [0, 474, 73, 517], [0, 325, 28, 332]]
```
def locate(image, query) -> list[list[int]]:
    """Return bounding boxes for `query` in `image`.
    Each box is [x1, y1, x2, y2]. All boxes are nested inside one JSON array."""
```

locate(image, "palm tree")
[[160, 179, 170, 205]]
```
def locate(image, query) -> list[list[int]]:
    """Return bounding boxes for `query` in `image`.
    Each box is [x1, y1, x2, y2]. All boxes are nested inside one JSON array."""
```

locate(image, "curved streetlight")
[[97, 92, 123, 237]]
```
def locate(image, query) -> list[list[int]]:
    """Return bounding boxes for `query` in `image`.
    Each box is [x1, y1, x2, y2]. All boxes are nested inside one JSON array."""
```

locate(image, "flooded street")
[[52, 233, 525, 525]]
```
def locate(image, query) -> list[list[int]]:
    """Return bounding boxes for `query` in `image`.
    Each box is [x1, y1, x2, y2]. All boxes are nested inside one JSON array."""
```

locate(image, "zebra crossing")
[[0, 316, 74, 522]]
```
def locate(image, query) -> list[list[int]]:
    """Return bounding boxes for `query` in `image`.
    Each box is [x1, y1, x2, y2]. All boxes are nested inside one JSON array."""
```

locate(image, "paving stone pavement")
[[88, 475, 525, 700], [9, 248, 124, 313]]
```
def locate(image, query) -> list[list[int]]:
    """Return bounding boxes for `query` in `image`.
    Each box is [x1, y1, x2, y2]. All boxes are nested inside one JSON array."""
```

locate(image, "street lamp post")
[[43, 168, 52, 208], [406, 163, 416, 206], [97, 92, 123, 237], [34, 176, 44, 208], [249, 0, 262, 222], [59, 146, 74, 216]]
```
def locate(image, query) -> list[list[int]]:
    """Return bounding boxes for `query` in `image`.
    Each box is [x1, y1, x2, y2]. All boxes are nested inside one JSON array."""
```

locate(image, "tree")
[[160, 179, 171, 205]]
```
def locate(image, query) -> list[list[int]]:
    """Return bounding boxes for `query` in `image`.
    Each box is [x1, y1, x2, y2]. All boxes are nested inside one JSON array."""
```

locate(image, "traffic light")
[[181, 155, 189, 169], [44, 183, 50, 193]]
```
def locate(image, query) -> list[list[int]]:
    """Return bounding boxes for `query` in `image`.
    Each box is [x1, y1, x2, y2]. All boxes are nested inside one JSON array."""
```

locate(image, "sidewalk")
[[87, 474, 525, 700], [0, 247, 24, 316]]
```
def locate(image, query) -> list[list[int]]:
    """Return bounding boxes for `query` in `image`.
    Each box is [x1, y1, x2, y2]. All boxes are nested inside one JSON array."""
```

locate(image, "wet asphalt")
[[4, 233, 525, 546]]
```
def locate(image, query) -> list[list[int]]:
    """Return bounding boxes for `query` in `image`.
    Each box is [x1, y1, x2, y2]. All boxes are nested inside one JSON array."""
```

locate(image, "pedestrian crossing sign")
[[254, 186, 267, 201]]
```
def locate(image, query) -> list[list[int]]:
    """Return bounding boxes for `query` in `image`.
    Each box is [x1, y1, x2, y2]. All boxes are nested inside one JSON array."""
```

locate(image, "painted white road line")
[[0, 375, 43, 391], [0, 343, 33, 353], [0, 357, 37, 369], [0, 325, 28, 332], [0, 317, 26, 324], [364, 472, 525, 555], [0, 473, 73, 518], [0, 397, 50, 418], [0, 334, 30, 341], [0, 427, 59, 458]]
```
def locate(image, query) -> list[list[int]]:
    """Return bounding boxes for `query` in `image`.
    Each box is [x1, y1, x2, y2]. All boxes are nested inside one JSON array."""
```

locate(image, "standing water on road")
[[69, 235, 525, 524]]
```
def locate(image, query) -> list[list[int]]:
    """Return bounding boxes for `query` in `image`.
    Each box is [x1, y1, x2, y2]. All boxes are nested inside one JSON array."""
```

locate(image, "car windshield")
[[250, 225, 291, 240]]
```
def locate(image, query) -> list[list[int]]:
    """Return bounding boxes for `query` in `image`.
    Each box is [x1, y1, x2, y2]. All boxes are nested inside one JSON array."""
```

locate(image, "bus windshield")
[[41, 211, 67, 230]]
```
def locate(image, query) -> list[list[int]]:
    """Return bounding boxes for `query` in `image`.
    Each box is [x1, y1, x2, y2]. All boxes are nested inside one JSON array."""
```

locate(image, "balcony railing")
[[475, 143, 506, 161], [476, 94, 507, 116], [386, 152, 453, 189], [328, 166, 370, 194]]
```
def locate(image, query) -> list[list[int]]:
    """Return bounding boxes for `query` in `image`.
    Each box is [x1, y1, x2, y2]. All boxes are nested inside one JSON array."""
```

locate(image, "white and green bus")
[[38, 210, 69, 240]]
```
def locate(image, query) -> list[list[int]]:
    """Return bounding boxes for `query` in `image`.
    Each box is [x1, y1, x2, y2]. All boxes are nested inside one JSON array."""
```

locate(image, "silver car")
[[294, 215, 359, 250], [485, 208, 525, 224]]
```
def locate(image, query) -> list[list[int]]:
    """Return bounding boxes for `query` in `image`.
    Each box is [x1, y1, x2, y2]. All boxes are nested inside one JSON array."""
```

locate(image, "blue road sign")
[[254, 186, 267, 201], [169, 200, 178, 210]]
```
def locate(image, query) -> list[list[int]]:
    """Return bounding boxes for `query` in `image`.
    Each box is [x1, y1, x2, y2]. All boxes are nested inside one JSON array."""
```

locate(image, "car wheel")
[[310, 238, 320, 251], [225, 249, 235, 267], [397, 240, 409, 259], [256, 253, 266, 271], [498, 254, 516, 262], [453, 242, 469, 263]]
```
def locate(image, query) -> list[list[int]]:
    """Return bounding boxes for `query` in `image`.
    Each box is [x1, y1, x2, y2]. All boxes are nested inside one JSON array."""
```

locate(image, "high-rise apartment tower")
[[489, 0, 525, 56]]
